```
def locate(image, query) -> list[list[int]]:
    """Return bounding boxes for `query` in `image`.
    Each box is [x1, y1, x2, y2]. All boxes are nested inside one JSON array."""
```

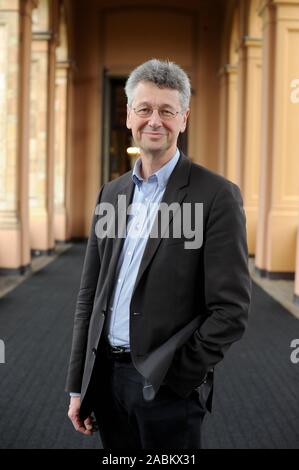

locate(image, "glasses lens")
[[135, 107, 152, 117], [159, 109, 176, 119], [134, 107, 177, 119]]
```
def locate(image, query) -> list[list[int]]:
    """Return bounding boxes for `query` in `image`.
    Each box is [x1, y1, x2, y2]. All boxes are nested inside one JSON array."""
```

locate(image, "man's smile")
[[142, 131, 166, 136]]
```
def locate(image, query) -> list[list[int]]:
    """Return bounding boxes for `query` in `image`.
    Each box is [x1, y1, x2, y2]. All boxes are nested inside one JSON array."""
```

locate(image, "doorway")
[[102, 77, 132, 183]]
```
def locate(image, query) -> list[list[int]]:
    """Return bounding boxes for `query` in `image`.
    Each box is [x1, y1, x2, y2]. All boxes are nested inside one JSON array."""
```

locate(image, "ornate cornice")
[[243, 36, 263, 47]]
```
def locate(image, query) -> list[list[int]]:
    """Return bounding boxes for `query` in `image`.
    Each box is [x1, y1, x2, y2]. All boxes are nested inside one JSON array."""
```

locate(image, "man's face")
[[126, 81, 189, 156]]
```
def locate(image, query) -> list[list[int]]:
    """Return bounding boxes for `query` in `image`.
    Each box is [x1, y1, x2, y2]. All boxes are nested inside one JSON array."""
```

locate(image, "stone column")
[[54, 62, 70, 241], [218, 63, 239, 184], [0, 0, 37, 273], [53, 3, 72, 242], [218, 66, 228, 176], [226, 65, 239, 184], [256, 0, 299, 277], [29, 0, 58, 254], [237, 36, 262, 255]]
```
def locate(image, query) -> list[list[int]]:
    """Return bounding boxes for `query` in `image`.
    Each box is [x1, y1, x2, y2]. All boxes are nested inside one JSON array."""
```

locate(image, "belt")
[[104, 343, 132, 362]]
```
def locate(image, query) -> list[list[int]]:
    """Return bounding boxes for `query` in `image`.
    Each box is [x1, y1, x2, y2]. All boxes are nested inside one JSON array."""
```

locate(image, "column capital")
[[257, 0, 274, 16], [32, 30, 53, 41], [218, 64, 238, 78], [32, 32, 60, 47], [0, 210, 19, 229], [56, 60, 73, 70], [242, 36, 263, 48], [258, 0, 299, 14], [272, 0, 299, 4], [21, 0, 39, 15]]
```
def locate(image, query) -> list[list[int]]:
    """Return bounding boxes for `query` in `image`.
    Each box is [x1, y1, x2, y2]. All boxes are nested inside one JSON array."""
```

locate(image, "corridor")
[[0, 244, 298, 449]]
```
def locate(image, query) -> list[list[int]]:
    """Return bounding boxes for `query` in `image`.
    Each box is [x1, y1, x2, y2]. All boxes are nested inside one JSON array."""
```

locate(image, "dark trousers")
[[93, 358, 206, 449]]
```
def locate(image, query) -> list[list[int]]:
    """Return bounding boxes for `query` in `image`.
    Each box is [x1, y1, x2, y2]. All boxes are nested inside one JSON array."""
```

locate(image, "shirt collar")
[[132, 148, 180, 189]]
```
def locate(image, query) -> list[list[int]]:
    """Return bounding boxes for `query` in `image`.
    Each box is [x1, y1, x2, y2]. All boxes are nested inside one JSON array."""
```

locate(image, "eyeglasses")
[[132, 106, 181, 120]]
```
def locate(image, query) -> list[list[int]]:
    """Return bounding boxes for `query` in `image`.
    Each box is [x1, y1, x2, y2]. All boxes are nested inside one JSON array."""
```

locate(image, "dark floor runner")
[[0, 243, 298, 449]]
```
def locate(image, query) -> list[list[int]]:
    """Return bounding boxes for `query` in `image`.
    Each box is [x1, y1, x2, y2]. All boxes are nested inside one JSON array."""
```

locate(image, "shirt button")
[[128, 251, 132, 256], [118, 278, 122, 283]]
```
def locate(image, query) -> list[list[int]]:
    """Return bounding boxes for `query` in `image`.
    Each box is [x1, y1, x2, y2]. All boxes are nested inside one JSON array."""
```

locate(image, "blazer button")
[[133, 312, 141, 316], [92, 347, 97, 356]]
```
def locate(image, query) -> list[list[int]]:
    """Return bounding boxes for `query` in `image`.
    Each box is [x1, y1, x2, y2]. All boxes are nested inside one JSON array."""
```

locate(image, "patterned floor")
[[0, 243, 298, 449]]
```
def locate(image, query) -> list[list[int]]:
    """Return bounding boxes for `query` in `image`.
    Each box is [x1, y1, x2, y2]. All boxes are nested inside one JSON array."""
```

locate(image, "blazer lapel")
[[132, 153, 191, 297]]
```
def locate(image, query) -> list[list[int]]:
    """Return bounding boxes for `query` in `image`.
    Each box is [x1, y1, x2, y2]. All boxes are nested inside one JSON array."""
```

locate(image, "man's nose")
[[148, 109, 162, 127]]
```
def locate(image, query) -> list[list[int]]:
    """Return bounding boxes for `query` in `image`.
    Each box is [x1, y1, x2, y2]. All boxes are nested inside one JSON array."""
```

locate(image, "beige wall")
[[192, 3, 222, 170], [103, 9, 194, 72]]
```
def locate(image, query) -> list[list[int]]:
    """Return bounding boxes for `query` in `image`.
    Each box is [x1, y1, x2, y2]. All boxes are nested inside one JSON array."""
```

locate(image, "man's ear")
[[126, 105, 132, 130], [180, 109, 190, 133]]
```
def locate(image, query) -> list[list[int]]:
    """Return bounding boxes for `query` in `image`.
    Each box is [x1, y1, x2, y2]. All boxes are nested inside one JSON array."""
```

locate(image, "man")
[[66, 59, 251, 449]]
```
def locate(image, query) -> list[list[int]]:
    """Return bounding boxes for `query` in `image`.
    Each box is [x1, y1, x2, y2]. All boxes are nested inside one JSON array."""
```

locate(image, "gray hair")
[[125, 59, 191, 111]]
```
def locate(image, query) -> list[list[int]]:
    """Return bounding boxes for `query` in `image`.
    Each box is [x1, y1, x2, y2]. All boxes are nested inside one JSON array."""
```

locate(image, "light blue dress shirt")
[[106, 148, 180, 349]]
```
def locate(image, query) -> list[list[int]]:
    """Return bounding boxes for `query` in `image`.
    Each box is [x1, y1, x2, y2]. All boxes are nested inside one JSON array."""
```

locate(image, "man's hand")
[[68, 396, 97, 436]]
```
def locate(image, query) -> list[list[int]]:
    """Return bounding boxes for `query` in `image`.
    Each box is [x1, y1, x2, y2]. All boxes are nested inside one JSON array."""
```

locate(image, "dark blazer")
[[65, 153, 251, 419]]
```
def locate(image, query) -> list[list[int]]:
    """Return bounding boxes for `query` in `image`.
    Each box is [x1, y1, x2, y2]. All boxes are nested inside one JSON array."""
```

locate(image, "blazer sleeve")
[[166, 181, 251, 397], [65, 187, 104, 393]]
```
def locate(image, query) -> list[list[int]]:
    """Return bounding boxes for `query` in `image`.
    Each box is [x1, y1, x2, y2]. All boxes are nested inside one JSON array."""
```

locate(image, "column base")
[[54, 208, 70, 241], [245, 206, 258, 257], [0, 264, 31, 276], [30, 209, 54, 252], [264, 209, 299, 272], [31, 248, 55, 257], [0, 227, 30, 271], [255, 266, 295, 280]]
